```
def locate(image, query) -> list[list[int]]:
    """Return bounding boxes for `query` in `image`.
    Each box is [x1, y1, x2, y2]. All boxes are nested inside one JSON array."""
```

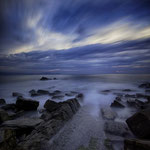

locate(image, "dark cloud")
[[0, 39, 150, 74]]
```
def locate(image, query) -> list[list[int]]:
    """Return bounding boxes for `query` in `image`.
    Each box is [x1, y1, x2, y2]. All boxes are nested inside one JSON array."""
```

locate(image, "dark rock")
[[139, 82, 150, 88], [1, 104, 16, 111], [29, 90, 38, 96], [124, 139, 150, 150], [76, 93, 84, 101], [0, 99, 6, 105], [101, 90, 111, 93], [40, 77, 49, 80], [37, 89, 49, 95], [0, 109, 10, 123], [12, 92, 23, 97], [44, 100, 60, 112], [126, 108, 150, 138], [16, 97, 39, 111], [101, 107, 117, 120], [115, 96, 121, 101], [53, 90, 61, 94], [104, 121, 129, 137], [125, 94, 136, 98], [53, 78, 57, 80], [110, 100, 125, 108], [145, 90, 150, 93], [127, 99, 136, 107], [2, 118, 43, 128], [122, 89, 132, 92], [52, 95, 64, 99], [17, 99, 80, 150], [136, 93, 146, 98]]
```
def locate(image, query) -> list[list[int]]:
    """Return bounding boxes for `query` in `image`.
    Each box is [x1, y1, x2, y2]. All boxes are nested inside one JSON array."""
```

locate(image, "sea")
[[0, 74, 150, 150]]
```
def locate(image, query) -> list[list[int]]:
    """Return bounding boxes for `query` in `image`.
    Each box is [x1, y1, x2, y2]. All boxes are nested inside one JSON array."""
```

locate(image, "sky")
[[0, 0, 150, 74]]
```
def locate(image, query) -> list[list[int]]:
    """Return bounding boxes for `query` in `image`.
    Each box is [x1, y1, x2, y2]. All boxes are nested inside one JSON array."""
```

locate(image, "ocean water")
[[0, 74, 150, 150]]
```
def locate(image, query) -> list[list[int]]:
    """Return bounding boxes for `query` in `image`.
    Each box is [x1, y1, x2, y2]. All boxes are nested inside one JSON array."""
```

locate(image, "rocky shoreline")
[[0, 78, 150, 150]]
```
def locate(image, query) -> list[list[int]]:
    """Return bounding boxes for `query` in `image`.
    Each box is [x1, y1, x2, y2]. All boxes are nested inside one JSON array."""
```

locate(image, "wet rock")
[[52, 95, 64, 99], [125, 94, 136, 98], [40, 77, 49, 80], [136, 93, 146, 98], [53, 77, 57, 80], [127, 99, 136, 107], [2, 118, 43, 128], [76, 93, 84, 102], [104, 121, 129, 137], [0, 109, 10, 123], [110, 100, 125, 108], [0, 99, 6, 105], [29, 89, 38, 96], [122, 89, 132, 92], [37, 89, 49, 95], [0, 128, 17, 150], [101, 90, 111, 93], [101, 107, 117, 120], [139, 82, 150, 88], [115, 96, 121, 101], [1, 104, 16, 111], [104, 138, 114, 150], [126, 108, 150, 138], [12, 92, 23, 97], [145, 89, 150, 93], [44, 100, 60, 112], [18, 99, 80, 150], [124, 139, 150, 150], [16, 97, 39, 111]]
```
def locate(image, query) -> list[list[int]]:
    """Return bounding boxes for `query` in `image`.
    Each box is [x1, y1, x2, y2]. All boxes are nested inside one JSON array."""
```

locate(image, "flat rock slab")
[[104, 121, 129, 137], [124, 139, 150, 150], [101, 107, 117, 120], [2, 118, 43, 128]]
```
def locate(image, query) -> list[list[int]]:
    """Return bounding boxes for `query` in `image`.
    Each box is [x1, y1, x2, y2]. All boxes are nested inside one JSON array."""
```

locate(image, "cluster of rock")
[[0, 90, 81, 150]]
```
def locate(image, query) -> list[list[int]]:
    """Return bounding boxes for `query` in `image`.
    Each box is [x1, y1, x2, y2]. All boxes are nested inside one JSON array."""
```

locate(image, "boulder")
[[104, 121, 129, 137], [139, 82, 150, 88], [0, 109, 10, 123], [124, 139, 150, 150], [16, 97, 39, 111], [76, 93, 84, 101], [127, 99, 136, 107], [110, 100, 125, 108], [52, 95, 64, 99], [115, 96, 121, 101], [44, 100, 60, 112], [0, 99, 6, 105], [125, 94, 136, 98], [12, 92, 23, 97], [126, 108, 150, 138], [101, 107, 117, 120], [40, 77, 49, 80]]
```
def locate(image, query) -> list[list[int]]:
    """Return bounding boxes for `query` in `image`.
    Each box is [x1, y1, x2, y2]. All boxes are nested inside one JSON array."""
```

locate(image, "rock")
[[110, 100, 125, 108], [53, 78, 57, 80], [0, 109, 10, 123], [136, 93, 146, 98], [37, 89, 49, 95], [101, 90, 111, 93], [145, 89, 150, 93], [0, 128, 17, 150], [1, 104, 16, 111], [18, 99, 80, 150], [127, 99, 136, 107], [12, 92, 23, 97], [125, 94, 136, 98], [0, 99, 6, 105], [2, 118, 43, 128], [76, 93, 84, 101], [16, 97, 39, 111], [29, 89, 38, 96], [52, 95, 64, 99], [104, 121, 129, 136], [122, 89, 132, 92], [44, 100, 60, 112], [115, 96, 121, 101], [40, 77, 49, 80], [126, 108, 150, 138], [101, 107, 117, 120], [139, 82, 150, 88], [124, 139, 150, 150]]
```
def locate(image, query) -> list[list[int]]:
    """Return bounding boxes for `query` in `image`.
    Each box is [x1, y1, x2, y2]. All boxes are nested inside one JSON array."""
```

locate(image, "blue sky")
[[0, 0, 150, 74]]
